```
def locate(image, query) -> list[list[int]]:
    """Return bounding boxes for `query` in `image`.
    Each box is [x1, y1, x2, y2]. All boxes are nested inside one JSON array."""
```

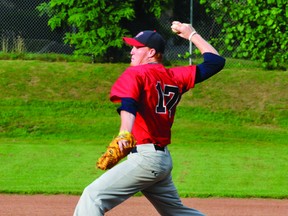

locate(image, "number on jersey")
[[156, 81, 180, 118]]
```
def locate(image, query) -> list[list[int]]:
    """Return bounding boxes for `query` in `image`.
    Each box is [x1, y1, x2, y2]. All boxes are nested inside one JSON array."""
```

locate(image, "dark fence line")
[[0, 1, 235, 65]]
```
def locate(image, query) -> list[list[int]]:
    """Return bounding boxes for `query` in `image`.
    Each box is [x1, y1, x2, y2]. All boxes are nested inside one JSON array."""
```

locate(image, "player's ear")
[[148, 48, 157, 57]]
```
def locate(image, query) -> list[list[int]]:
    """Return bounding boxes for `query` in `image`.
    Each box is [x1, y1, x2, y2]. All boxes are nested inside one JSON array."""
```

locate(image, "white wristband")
[[188, 31, 197, 41]]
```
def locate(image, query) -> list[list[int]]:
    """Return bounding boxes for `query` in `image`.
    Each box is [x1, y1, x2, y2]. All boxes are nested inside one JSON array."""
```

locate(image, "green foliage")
[[37, 0, 134, 58], [200, 0, 287, 70], [37, 0, 170, 60]]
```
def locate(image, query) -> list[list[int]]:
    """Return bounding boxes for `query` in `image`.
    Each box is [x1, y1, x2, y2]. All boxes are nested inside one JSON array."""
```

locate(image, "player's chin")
[[130, 60, 137, 66]]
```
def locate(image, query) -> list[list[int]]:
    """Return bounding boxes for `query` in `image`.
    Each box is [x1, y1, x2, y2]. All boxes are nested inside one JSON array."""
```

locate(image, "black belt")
[[154, 144, 165, 151], [131, 144, 165, 153]]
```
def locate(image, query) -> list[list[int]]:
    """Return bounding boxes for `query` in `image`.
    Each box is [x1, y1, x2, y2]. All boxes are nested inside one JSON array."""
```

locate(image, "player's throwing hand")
[[171, 21, 197, 41]]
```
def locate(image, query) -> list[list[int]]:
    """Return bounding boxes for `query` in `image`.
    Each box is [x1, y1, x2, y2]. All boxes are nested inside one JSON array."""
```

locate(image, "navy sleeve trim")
[[117, 98, 138, 116], [195, 53, 226, 83]]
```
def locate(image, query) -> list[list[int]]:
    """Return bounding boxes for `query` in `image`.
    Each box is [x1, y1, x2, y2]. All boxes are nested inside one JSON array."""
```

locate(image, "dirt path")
[[0, 194, 287, 216]]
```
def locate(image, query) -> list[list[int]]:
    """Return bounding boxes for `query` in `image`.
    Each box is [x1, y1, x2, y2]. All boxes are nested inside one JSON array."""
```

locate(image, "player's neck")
[[146, 57, 160, 64]]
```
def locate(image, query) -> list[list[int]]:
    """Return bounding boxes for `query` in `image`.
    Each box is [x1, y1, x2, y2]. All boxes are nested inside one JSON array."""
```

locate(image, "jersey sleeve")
[[110, 67, 143, 103], [195, 53, 225, 83]]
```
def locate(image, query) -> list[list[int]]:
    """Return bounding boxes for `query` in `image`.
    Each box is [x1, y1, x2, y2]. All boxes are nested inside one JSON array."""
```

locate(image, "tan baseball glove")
[[96, 131, 137, 170]]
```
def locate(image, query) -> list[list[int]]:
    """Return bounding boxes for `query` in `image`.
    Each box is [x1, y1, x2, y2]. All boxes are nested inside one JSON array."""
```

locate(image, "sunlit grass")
[[0, 58, 287, 198]]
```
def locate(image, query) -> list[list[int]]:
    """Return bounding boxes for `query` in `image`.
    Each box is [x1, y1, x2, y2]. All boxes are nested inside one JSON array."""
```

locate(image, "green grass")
[[171, 119, 288, 198], [0, 58, 287, 198], [0, 138, 104, 194]]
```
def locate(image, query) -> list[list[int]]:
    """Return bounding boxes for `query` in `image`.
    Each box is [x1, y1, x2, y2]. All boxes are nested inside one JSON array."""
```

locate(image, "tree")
[[200, 0, 287, 70], [37, 0, 170, 62]]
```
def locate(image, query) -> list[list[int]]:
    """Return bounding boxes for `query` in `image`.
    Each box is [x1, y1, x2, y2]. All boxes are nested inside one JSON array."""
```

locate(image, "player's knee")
[[82, 184, 101, 201], [81, 186, 106, 214]]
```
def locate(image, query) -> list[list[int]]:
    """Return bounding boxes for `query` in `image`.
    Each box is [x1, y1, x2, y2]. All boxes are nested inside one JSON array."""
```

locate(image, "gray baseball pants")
[[73, 144, 205, 216]]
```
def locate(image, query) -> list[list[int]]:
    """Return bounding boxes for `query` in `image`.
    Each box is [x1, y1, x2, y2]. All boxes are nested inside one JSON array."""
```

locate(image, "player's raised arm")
[[171, 21, 226, 83], [171, 21, 219, 55]]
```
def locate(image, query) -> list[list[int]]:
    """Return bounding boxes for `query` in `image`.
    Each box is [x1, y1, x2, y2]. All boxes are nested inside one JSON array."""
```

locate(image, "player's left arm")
[[119, 110, 135, 133], [118, 98, 137, 133], [117, 98, 138, 150]]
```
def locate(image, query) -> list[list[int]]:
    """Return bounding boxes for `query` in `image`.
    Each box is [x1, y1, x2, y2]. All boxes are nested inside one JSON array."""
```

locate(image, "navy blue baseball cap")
[[123, 30, 165, 53]]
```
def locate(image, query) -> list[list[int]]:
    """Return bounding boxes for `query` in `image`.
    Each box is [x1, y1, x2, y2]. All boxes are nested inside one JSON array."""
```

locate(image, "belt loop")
[[131, 147, 137, 153], [154, 144, 165, 152]]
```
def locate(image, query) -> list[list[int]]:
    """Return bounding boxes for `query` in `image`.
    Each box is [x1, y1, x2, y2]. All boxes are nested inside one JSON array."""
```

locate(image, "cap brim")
[[123, 37, 145, 47]]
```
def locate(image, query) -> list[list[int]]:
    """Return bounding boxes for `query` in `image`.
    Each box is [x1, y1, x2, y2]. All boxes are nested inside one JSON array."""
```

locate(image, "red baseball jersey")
[[110, 63, 196, 146]]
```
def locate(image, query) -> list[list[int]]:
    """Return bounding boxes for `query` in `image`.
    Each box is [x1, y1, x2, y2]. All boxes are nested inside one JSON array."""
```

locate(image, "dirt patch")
[[0, 194, 287, 216]]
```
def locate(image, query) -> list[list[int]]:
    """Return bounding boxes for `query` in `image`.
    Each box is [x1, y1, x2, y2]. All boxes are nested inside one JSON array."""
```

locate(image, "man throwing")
[[74, 21, 225, 216]]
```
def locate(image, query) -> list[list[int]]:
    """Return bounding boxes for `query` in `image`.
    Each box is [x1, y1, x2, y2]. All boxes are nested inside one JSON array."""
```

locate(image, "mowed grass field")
[[0, 58, 287, 198]]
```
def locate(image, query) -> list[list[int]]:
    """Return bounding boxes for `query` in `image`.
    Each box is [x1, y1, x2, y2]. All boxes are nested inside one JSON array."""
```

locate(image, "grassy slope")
[[0, 59, 287, 198]]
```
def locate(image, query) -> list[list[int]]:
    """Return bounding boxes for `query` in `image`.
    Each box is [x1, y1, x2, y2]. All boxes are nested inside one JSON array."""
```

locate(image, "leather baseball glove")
[[96, 131, 136, 170]]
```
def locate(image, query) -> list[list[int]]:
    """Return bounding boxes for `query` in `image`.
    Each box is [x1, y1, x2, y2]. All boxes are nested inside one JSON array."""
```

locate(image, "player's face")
[[130, 46, 154, 66]]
